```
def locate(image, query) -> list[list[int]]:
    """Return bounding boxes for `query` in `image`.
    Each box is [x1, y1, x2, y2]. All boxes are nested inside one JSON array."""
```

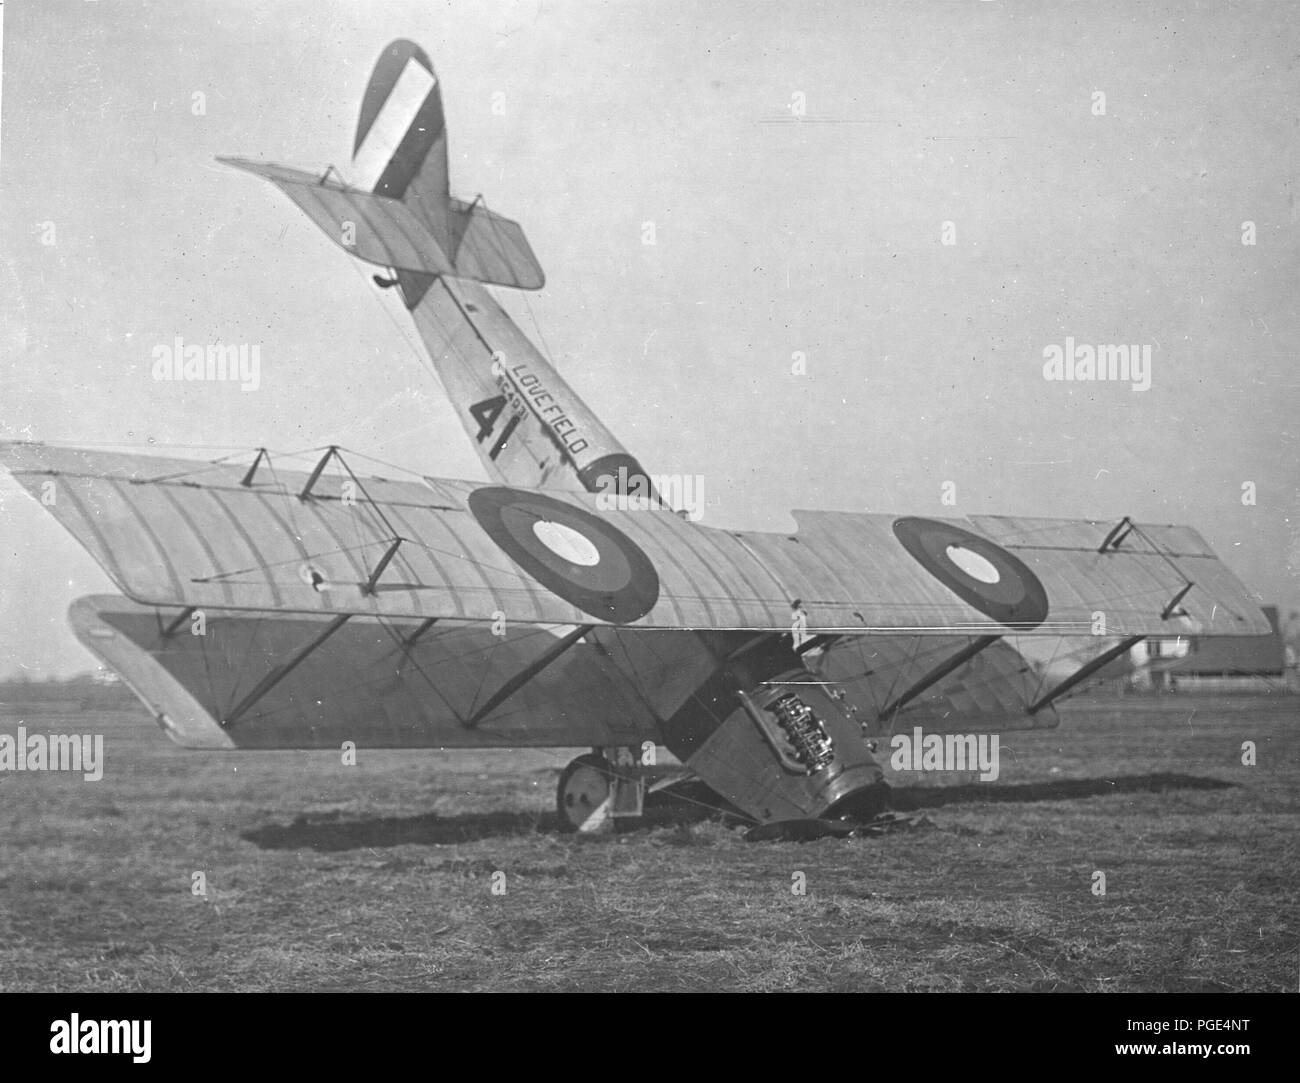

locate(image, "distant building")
[[1134, 605, 1289, 692]]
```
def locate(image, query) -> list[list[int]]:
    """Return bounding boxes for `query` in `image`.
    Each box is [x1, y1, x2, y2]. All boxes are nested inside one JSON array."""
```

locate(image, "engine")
[[656, 639, 890, 824], [762, 691, 837, 774]]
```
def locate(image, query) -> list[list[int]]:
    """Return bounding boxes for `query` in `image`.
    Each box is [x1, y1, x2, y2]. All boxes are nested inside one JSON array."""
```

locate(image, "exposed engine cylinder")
[[656, 639, 889, 823], [767, 692, 835, 773]]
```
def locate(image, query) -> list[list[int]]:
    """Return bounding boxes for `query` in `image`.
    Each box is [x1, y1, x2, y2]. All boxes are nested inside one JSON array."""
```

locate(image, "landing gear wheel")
[[556, 753, 614, 834]]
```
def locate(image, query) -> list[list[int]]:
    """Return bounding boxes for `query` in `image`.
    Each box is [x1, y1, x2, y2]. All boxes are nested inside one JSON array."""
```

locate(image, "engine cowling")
[[660, 653, 889, 824]]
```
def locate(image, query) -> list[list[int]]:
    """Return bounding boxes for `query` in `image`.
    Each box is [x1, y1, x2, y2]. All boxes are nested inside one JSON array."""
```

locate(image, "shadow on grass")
[[243, 809, 551, 850], [241, 773, 1231, 851], [242, 783, 730, 851], [889, 771, 1234, 811]]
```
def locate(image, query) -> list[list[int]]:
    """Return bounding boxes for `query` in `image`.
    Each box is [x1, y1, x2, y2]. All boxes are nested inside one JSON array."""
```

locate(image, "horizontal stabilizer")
[[218, 157, 544, 290]]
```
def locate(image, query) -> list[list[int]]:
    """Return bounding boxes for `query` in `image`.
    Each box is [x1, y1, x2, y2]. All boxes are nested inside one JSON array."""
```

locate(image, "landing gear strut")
[[556, 748, 646, 833]]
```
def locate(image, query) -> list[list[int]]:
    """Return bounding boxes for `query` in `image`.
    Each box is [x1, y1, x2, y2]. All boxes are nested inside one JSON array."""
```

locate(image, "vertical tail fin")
[[352, 40, 451, 247]]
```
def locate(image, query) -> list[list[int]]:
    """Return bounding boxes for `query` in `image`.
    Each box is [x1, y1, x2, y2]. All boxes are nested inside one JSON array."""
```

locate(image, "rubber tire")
[[556, 753, 614, 833]]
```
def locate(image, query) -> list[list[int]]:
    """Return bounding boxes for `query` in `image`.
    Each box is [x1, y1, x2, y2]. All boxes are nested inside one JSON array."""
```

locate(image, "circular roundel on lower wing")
[[892, 517, 1049, 630], [467, 487, 660, 623]]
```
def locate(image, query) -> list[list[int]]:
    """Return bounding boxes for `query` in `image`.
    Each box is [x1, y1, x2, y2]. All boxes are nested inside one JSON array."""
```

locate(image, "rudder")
[[352, 39, 451, 248]]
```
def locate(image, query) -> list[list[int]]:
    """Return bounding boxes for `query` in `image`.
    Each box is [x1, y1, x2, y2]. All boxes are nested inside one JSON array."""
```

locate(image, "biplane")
[[2, 40, 1270, 833]]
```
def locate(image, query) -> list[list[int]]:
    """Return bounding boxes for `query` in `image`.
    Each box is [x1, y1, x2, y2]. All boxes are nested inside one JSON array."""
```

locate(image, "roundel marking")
[[532, 520, 602, 566], [945, 544, 1000, 584], [892, 517, 1049, 629], [467, 487, 660, 623]]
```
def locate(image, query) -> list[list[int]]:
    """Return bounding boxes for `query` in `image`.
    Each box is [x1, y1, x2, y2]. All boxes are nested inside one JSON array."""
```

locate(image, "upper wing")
[[2, 443, 1269, 638]]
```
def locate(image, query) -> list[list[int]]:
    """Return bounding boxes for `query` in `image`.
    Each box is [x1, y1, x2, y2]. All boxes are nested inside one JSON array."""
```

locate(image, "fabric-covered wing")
[[2, 443, 1269, 638], [71, 595, 659, 749], [67, 595, 1079, 751], [812, 632, 1186, 734], [818, 634, 1049, 733]]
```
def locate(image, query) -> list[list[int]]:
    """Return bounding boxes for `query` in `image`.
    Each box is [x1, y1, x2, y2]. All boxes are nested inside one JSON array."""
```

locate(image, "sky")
[[0, 0, 1297, 677]]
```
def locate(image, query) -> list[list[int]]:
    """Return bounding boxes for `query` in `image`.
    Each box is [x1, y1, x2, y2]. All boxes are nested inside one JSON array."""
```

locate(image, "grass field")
[[0, 694, 1295, 991]]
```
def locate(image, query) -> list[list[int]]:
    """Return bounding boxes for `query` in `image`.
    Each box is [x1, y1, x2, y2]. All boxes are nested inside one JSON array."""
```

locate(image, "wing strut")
[[1161, 581, 1195, 620], [222, 614, 351, 728], [465, 624, 594, 729], [878, 635, 1001, 721], [1027, 635, 1144, 715], [363, 537, 405, 595], [402, 617, 438, 648], [394, 617, 440, 675], [1098, 517, 1200, 620], [297, 445, 409, 595], [1098, 516, 1134, 552], [299, 446, 341, 500], [240, 448, 269, 488], [158, 606, 196, 639]]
